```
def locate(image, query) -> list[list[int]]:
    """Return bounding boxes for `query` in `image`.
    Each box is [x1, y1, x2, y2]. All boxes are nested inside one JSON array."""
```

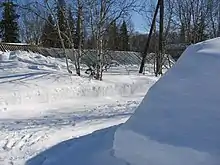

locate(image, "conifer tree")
[[41, 14, 56, 47], [119, 21, 129, 51], [0, 1, 20, 43], [55, 0, 68, 47], [67, 6, 75, 45], [107, 21, 119, 50], [74, 5, 83, 49]]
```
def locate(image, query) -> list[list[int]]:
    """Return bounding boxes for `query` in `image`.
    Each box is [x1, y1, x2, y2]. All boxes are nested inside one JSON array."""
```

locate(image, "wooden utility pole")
[[139, 0, 164, 76], [156, 0, 164, 76]]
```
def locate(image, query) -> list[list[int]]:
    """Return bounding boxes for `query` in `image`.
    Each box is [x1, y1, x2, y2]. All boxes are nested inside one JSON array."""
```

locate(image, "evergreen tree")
[[55, 0, 68, 47], [74, 5, 83, 49], [85, 35, 96, 49], [67, 6, 75, 45], [41, 14, 56, 47], [57, 0, 66, 33], [179, 24, 185, 43], [0, 1, 20, 43], [107, 20, 119, 50], [119, 21, 129, 51]]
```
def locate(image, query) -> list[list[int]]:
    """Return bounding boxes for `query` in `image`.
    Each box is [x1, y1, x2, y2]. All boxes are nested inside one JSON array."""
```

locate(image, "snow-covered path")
[[0, 96, 142, 165]]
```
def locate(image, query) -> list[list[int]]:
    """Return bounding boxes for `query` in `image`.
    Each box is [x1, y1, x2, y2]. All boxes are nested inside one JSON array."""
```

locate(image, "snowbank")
[[0, 51, 10, 61], [113, 38, 220, 164], [0, 51, 156, 111]]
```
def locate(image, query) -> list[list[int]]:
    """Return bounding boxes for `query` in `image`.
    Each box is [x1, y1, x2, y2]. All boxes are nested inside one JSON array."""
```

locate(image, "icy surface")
[[113, 38, 220, 165]]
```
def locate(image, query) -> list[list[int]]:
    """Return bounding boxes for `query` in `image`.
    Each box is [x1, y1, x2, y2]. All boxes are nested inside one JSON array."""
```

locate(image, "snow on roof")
[[113, 37, 220, 165]]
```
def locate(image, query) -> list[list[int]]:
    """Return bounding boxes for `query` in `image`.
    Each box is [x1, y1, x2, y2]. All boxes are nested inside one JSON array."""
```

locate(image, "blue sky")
[[9, 0, 147, 34], [131, 12, 146, 34]]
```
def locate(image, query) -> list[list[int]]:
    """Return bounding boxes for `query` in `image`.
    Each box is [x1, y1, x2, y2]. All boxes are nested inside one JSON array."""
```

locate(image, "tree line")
[[0, 0, 136, 80], [141, 0, 220, 45], [1, 0, 220, 78], [0, 0, 130, 52], [1, 0, 220, 50], [138, 0, 220, 75]]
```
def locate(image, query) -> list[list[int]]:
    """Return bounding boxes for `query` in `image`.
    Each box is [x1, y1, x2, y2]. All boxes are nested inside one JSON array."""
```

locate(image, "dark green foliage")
[[107, 21, 119, 50], [0, 1, 20, 43], [74, 5, 83, 49], [57, 0, 66, 34], [179, 24, 185, 43], [41, 15, 56, 48], [119, 21, 129, 51], [67, 6, 75, 44], [85, 35, 96, 49], [55, 0, 69, 48]]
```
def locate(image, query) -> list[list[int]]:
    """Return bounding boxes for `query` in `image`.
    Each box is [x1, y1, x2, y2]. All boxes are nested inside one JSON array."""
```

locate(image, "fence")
[[165, 43, 189, 60], [0, 43, 143, 66], [0, 42, 186, 66]]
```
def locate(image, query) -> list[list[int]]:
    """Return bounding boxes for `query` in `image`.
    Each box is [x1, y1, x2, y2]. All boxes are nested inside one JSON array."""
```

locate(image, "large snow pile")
[[113, 38, 220, 165]]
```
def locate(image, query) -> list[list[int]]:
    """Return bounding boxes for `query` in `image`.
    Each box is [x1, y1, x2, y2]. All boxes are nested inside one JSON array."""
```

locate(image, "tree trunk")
[[99, 38, 103, 80], [45, 1, 72, 74], [76, 3, 83, 76], [96, 31, 103, 80], [96, 34, 100, 80], [57, 20, 72, 74]]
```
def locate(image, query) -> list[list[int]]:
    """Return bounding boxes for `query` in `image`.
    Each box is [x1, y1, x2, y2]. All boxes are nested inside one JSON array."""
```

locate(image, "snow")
[[27, 37, 220, 165], [113, 37, 220, 165], [3, 37, 220, 165], [0, 50, 157, 164]]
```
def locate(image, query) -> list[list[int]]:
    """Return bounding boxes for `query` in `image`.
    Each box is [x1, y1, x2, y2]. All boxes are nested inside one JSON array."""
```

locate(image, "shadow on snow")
[[25, 125, 122, 165], [0, 72, 52, 84]]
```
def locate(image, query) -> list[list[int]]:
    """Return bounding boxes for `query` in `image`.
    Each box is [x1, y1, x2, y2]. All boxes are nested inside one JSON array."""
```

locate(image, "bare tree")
[[20, 11, 44, 45], [45, 0, 72, 74], [85, 0, 137, 80], [19, 0, 85, 75], [139, 0, 220, 70], [206, 0, 220, 37], [74, 0, 83, 76], [19, 1, 45, 45], [170, 0, 211, 43]]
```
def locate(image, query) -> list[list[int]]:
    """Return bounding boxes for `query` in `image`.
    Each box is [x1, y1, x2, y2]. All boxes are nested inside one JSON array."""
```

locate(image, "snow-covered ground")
[[21, 38, 220, 165], [0, 51, 157, 165]]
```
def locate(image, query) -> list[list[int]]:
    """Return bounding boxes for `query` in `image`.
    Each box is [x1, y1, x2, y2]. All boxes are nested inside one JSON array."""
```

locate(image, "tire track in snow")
[[2, 134, 33, 151], [0, 131, 46, 153], [0, 99, 141, 164]]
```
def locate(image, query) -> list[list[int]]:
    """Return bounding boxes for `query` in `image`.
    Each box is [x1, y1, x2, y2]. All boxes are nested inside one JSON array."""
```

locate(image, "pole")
[[139, 0, 161, 73]]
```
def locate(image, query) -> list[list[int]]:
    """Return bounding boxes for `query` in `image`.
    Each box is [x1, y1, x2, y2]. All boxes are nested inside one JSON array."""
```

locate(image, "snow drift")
[[0, 51, 156, 111], [113, 38, 220, 165]]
